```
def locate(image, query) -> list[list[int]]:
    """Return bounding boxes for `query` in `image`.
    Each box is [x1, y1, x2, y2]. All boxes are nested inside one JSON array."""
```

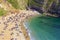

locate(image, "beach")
[[0, 10, 39, 40]]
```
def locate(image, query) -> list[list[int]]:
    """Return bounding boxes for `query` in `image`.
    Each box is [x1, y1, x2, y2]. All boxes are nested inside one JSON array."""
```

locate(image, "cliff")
[[28, 0, 60, 17]]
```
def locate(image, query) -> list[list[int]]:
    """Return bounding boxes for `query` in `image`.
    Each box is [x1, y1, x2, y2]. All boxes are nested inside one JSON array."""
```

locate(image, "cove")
[[25, 16, 60, 40]]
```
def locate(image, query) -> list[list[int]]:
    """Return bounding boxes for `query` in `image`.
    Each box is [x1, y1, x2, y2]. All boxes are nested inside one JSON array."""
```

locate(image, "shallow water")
[[25, 16, 60, 40]]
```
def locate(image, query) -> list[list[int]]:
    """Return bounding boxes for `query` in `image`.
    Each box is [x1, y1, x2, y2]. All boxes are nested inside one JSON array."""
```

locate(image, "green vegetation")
[[47, 0, 53, 5], [7, 0, 59, 11], [47, 0, 54, 6], [48, 0, 54, 3], [7, 0, 20, 9], [7, 0, 28, 10], [58, 2, 60, 6], [0, 8, 7, 16], [44, 0, 54, 12], [17, 0, 28, 10], [29, 0, 43, 7]]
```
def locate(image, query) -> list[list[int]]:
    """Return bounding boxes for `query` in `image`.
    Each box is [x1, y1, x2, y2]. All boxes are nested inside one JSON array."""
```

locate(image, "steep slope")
[[28, 0, 60, 17]]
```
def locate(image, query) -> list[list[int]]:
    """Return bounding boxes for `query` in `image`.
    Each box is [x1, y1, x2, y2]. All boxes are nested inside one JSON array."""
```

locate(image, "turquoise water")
[[25, 16, 60, 40]]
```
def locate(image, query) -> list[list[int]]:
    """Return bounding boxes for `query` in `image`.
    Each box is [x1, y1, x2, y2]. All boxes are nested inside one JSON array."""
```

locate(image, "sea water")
[[24, 15, 60, 40]]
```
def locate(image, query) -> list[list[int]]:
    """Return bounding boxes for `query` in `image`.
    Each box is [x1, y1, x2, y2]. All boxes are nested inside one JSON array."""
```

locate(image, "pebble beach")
[[0, 10, 39, 40]]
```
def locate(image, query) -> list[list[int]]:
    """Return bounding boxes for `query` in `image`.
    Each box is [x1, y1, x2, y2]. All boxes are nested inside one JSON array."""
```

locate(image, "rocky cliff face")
[[48, 1, 60, 16], [28, 0, 60, 17]]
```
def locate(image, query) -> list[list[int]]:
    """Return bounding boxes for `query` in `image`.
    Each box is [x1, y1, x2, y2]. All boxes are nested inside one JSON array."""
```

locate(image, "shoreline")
[[23, 10, 40, 40]]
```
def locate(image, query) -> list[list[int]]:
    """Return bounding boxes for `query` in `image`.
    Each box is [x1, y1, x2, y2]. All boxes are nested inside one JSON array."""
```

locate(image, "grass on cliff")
[[0, 8, 7, 16], [17, 0, 28, 10], [29, 0, 42, 7], [7, 0, 20, 9], [7, 0, 28, 10]]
